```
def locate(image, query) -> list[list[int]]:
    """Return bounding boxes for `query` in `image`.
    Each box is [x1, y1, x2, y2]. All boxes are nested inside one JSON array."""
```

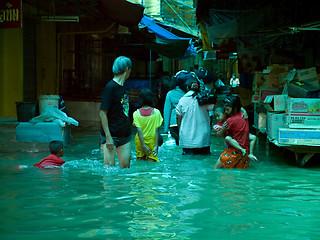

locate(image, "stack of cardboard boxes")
[[253, 65, 320, 146], [285, 67, 320, 98], [278, 97, 320, 145], [264, 95, 287, 141], [252, 64, 292, 132], [252, 64, 292, 103]]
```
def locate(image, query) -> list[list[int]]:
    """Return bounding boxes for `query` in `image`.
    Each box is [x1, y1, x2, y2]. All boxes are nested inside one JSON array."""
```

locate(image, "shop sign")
[[0, 0, 22, 29]]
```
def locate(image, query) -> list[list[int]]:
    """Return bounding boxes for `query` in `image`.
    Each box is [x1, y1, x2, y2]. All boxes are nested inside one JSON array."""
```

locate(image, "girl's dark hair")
[[173, 70, 190, 92], [193, 68, 218, 85], [138, 88, 155, 107], [49, 140, 64, 155], [223, 95, 242, 115], [185, 75, 200, 93]]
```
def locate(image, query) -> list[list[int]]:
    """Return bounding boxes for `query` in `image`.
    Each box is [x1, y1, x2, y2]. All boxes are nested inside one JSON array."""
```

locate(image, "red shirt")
[[34, 154, 65, 168], [226, 112, 250, 150]]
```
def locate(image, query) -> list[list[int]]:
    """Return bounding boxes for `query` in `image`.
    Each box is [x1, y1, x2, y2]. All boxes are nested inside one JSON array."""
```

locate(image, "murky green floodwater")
[[1, 127, 320, 240]]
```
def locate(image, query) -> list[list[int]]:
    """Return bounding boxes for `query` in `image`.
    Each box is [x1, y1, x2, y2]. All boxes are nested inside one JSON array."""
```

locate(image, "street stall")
[[253, 65, 320, 167]]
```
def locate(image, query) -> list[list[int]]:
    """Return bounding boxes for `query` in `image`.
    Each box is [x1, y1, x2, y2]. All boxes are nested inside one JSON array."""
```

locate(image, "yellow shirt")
[[133, 108, 163, 161]]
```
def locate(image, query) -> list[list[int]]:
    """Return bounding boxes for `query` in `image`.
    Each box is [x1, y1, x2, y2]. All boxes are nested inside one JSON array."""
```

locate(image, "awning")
[[97, 0, 145, 27], [145, 38, 191, 59], [206, 8, 268, 46], [139, 15, 197, 59]]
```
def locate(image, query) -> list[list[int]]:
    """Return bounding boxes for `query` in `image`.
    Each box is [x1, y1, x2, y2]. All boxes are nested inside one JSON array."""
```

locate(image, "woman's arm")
[[241, 107, 248, 119], [215, 122, 228, 138]]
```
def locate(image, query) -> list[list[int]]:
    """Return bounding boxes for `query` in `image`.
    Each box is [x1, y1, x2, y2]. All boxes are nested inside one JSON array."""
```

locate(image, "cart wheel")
[[295, 153, 314, 168]]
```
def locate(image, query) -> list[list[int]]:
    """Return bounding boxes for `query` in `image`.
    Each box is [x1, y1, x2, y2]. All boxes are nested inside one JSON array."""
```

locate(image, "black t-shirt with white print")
[[100, 80, 131, 138]]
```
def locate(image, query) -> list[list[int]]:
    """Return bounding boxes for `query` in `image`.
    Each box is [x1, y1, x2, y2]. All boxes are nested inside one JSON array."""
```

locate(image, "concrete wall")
[[65, 101, 101, 127]]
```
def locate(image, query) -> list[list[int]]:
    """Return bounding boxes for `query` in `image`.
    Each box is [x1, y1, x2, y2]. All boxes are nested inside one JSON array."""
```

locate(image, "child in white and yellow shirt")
[[133, 89, 163, 162]]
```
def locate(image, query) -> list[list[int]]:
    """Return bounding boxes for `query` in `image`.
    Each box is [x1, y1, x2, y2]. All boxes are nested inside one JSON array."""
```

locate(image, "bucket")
[[16, 102, 37, 122], [38, 95, 59, 114]]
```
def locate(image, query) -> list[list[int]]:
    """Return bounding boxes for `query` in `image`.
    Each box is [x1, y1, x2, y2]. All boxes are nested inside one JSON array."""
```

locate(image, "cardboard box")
[[259, 87, 280, 102], [254, 112, 267, 130], [252, 95, 259, 103], [288, 82, 320, 98], [262, 65, 292, 88], [279, 72, 289, 84], [286, 98, 320, 128], [296, 67, 319, 87], [279, 128, 320, 146], [263, 95, 287, 112], [284, 67, 320, 88], [267, 112, 286, 140], [255, 104, 267, 114], [264, 74, 280, 88], [252, 72, 264, 91]]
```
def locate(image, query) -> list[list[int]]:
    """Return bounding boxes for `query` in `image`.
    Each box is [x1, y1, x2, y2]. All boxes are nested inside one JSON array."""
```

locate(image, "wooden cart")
[[254, 126, 320, 167], [269, 138, 319, 167]]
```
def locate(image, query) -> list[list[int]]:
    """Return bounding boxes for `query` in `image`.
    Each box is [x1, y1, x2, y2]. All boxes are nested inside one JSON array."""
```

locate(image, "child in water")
[[34, 140, 65, 168], [133, 89, 163, 162], [214, 105, 258, 162]]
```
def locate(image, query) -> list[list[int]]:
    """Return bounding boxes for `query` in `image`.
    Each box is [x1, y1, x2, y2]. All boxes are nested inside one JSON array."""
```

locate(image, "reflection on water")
[[0, 128, 320, 239]]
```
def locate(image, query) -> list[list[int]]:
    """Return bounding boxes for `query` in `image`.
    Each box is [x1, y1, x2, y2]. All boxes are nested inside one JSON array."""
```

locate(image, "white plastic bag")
[[29, 107, 79, 127]]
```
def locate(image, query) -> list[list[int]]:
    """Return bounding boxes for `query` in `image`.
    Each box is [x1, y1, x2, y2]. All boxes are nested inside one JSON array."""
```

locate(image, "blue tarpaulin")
[[140, 16, 187, 40], [139, 15, 196, 59]]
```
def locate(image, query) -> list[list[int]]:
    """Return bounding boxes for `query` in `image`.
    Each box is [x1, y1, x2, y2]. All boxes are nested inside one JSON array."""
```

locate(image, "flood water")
[[1, 126, 320, 240]]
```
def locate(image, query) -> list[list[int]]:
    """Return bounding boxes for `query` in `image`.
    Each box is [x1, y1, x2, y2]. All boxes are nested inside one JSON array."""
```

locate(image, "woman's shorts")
[[100, 134, 131, 148], [219, 147, 249, 169]]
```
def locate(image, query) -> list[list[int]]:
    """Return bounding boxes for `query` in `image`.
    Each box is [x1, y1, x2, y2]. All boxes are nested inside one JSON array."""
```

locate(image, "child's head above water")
[[214, 105, 227, 122], [49, 140, 64, 157]]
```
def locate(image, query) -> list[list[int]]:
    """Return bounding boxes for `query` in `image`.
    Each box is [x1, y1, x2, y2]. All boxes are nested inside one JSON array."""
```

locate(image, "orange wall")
[[0, 28, 23, 117], [35, 22, 57, 96]]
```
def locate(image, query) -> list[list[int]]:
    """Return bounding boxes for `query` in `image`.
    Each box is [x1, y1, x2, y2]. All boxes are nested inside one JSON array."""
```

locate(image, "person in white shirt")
[[176, 72, 216, 155]]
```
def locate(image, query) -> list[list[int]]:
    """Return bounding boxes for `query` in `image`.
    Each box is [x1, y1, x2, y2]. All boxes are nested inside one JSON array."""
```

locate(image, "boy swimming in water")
[[214, 105, 258, 162], [34, 140, 65, 168]]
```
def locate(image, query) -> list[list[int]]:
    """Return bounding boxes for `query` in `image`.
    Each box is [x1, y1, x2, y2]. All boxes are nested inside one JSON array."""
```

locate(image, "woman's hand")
[[216, 122, 228, 138], [222, 121, 228, 128], [241, 107, 248, 119], [141, 144, 151, 156], [152, 145, 159, 156], [105, 137, 114, 151]]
